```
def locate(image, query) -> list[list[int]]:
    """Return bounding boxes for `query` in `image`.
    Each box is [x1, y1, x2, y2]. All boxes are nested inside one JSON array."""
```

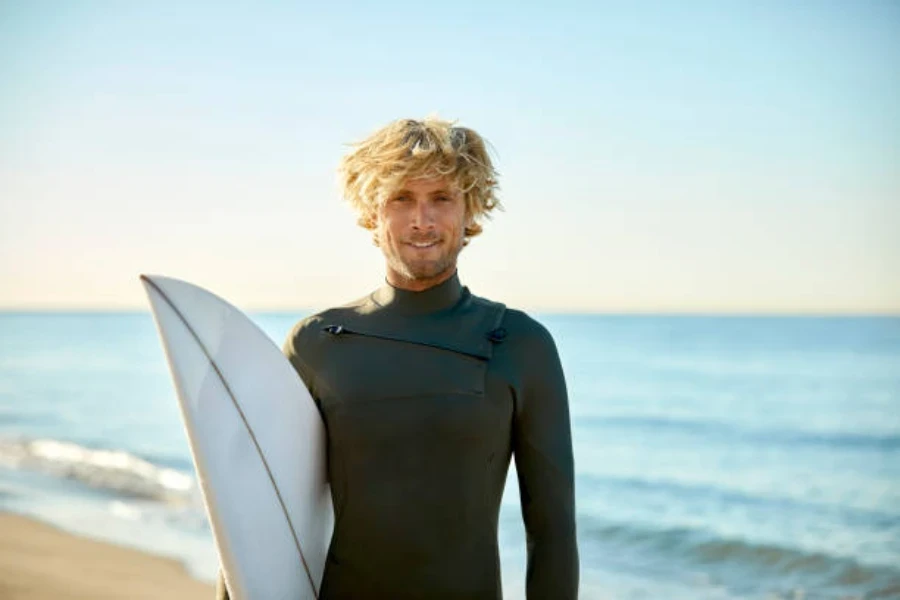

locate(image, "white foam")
[[109, 500, 142, 520], [0, 437, 195, 503]]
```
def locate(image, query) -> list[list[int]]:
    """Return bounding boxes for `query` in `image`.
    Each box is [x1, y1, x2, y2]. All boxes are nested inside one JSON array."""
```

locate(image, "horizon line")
[[1, 307, 898, 318]]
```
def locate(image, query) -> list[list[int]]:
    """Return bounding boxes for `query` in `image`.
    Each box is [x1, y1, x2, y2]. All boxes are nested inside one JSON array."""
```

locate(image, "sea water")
[[1, 312, 898, 599]]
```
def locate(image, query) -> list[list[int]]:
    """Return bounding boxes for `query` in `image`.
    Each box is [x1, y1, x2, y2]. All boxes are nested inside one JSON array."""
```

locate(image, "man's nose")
[[411, 199, 435, 228]]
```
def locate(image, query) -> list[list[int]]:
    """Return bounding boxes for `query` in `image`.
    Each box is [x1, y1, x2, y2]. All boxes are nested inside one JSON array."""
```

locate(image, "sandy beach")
[[0, 512, 213, 600]]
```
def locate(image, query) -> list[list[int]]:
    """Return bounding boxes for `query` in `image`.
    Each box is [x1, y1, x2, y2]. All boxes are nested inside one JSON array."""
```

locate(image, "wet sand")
[[0, 512, 213, 599]]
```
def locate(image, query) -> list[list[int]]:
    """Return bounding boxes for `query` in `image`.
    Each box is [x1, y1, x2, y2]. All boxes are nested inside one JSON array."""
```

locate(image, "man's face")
[[376, 176, 469, 291]]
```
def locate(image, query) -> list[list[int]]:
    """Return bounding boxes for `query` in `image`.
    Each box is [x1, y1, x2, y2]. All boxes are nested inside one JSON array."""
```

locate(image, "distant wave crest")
[[0, 437, 196, 504], [583, 519, 900, 594]]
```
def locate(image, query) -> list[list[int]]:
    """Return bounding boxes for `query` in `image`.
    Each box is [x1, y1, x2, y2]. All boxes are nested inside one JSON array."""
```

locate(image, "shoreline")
[[0, 511, 214, 599]]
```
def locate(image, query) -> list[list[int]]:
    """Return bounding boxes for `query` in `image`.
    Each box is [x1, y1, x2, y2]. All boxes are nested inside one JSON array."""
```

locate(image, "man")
[[216, 117, 578, 599]]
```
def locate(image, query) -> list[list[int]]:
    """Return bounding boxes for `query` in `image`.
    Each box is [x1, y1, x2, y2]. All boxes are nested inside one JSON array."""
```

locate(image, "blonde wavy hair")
[[339, 117, 501, 242]]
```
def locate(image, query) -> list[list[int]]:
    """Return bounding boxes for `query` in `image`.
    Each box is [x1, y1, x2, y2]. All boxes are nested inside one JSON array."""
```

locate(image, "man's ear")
[[365, 209, 381, 246], [461, 215, 474, 247], [371, 218, 381, 248]]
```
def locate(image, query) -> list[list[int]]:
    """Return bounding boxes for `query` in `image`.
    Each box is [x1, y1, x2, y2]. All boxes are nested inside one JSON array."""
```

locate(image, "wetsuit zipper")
[[322, 324, 491, 361]]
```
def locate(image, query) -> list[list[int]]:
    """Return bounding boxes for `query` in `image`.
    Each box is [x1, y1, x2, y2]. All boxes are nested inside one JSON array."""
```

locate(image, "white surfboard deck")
[[141, 274, 333, 600]]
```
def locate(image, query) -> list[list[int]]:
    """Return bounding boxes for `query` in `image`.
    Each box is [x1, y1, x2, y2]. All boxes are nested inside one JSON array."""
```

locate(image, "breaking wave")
[[0, 437, 196, 504]]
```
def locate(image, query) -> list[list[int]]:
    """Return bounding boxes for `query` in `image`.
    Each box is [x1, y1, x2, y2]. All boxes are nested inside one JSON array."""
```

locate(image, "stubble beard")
[[386, 238, 463, 284]]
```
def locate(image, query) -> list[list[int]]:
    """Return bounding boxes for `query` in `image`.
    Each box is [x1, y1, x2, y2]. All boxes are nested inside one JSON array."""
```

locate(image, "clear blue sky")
[[1, 1, 897, 312]]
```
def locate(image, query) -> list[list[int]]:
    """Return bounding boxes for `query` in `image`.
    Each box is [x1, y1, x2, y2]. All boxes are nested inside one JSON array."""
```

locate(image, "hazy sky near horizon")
[[2, 1, 898, 313]]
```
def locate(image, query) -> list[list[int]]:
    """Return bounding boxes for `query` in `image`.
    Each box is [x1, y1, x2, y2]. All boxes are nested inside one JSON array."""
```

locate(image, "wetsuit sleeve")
[[513, 323, 579, 599], [282, 319, 321, 406]]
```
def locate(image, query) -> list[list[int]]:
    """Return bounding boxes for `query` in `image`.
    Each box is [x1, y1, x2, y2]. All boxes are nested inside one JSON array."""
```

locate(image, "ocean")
[[1, 312, 898, 599]]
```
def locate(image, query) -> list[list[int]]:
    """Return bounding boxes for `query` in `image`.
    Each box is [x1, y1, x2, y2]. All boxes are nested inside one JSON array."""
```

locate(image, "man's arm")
[[282, 317, 322, 404], [513, 320, 579, 599]]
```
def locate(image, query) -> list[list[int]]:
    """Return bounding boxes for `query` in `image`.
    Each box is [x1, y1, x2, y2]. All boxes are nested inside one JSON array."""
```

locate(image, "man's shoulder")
[[468, 292, 556, 348], [283, 294, 374, 348], [504, 308, 557, 347]]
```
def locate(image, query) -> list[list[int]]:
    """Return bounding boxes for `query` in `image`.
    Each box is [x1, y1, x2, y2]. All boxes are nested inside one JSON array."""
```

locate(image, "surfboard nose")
[[139, 273, 170, 286]]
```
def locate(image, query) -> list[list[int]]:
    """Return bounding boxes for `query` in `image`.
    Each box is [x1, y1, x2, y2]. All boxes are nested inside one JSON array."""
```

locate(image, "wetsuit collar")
[[372, 271, 464, 315]]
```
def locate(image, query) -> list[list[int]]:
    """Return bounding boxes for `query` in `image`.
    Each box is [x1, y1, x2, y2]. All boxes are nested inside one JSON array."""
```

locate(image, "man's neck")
[[385, 266, 457, 292]]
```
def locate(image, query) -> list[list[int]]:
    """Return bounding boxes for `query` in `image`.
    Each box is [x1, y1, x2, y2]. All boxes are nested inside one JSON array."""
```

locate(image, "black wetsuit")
[[216, 274, 578, 599]]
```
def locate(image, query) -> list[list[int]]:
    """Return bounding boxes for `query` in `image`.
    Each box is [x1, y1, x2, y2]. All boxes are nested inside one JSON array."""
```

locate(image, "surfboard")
[[140, 274, 333, 600]]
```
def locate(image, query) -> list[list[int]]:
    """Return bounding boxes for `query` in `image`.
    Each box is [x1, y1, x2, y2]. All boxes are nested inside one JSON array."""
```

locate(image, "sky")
[[1, 1, 898, 313]]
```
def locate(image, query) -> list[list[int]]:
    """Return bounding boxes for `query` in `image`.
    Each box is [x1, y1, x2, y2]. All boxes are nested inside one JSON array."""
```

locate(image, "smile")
[[408, 242, 438, 249]]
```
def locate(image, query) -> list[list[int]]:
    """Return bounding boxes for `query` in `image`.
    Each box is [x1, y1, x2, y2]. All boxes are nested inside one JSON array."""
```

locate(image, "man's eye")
[[392, 195, 410, 203], [436, 196, 450, 202]]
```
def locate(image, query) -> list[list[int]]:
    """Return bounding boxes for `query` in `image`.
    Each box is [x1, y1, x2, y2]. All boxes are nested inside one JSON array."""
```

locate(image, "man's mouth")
[[407, 241, 439, 249]]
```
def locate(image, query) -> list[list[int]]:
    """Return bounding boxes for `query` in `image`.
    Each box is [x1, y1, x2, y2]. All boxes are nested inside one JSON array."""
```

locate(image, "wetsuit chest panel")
[[310, 326, 510, 585], [317, 329, 487, 401], [315, 328, 505, 474]]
